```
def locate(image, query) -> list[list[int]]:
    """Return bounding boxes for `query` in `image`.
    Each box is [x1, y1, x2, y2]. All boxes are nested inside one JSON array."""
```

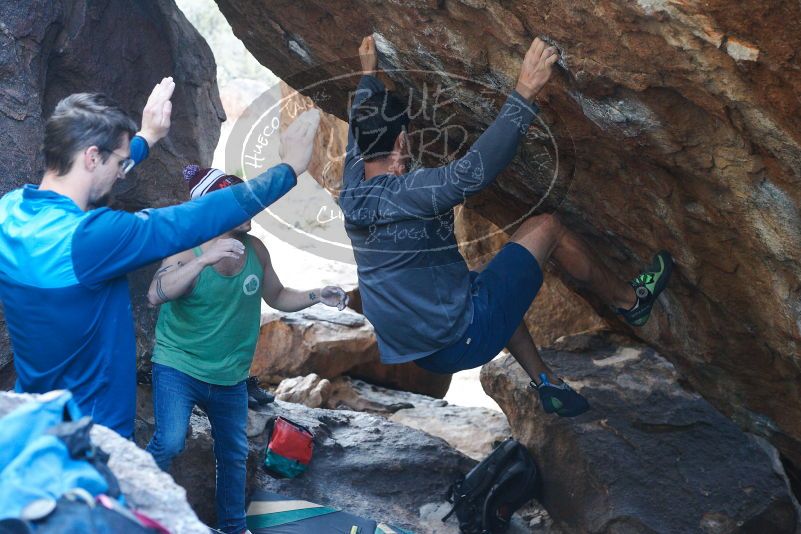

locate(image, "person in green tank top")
[[143, 166, 348, 534]]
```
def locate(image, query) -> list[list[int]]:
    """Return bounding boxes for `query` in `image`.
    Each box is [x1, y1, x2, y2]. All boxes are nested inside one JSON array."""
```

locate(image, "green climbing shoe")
[[620, 250, 673, 326]]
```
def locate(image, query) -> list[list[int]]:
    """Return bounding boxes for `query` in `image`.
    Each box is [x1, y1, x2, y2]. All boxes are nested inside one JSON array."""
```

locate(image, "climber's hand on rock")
[[515, 38, 558, 102], [279, 108, 321, 176], [359, 35, 378, 75], [138, 76, 175, 147]]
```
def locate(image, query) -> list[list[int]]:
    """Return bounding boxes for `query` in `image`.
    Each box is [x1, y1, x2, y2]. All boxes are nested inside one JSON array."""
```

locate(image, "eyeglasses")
[[99, 148, 135, 176]]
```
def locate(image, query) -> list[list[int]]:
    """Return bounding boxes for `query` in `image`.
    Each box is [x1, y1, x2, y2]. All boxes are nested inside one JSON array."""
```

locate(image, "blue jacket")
[[339, 76, 538, 363], [0, 136, 296, 437]]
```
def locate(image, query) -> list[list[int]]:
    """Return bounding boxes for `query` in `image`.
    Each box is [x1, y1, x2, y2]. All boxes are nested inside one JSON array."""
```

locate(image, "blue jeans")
[[145, 363, 248, 534]]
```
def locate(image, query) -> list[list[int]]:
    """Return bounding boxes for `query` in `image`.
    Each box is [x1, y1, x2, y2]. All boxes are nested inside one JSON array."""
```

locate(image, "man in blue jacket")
[[0, 77, 320, 438], [341, 37, 672, 417]]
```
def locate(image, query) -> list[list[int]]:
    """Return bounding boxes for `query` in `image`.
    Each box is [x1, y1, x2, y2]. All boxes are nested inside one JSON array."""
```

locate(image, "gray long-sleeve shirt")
[[339, 75, 538, 363]]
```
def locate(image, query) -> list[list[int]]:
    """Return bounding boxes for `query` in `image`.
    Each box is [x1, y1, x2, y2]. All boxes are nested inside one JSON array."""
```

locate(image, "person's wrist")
[[136, 130, 158, 148], [284, 160, 304, 177], [514, 83, 539, 103]]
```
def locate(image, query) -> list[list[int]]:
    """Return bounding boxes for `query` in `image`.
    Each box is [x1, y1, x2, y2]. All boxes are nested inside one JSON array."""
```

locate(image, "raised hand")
[[279, 108, 321, 176], [359, 35, 378, 75], [198, 238, 245, 267], [319, 286, 349, 311], [515, 39, 559, 102], [138, 77, 175, 147]]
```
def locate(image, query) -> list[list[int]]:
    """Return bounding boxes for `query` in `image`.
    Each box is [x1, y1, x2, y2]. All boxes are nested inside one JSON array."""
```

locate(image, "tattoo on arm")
[[309, 291, 317, 302], [155, 265, 173, 276], [156, 277, 169, 303], [154, 261, 183, 303]]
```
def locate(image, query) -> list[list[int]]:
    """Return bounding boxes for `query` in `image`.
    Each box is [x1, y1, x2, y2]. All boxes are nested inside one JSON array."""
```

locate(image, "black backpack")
[[443, 438, 542, 534]]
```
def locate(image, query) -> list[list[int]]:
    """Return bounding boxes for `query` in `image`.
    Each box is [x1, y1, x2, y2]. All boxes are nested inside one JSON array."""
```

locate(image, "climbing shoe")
[[619, 250, 673, 327], [531, 373, 590, 418], [247, 376, 275, 409]]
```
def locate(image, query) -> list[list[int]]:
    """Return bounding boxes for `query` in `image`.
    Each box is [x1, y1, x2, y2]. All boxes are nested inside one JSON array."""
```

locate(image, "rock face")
[[213, 0, 801, 473], [275, 373, 333, 408], [0, 0, 225, 383], [389, 402, 511, 462], [0, 391, 207, 533], [251, 402, 477, 531], [481, 331, 797, 533], [275, 374, 511, 461], [252, 307, 451, 397]]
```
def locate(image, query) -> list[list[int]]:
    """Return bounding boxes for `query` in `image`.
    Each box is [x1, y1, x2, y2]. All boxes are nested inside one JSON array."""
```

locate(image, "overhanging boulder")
[[212, 0, 801, 471]]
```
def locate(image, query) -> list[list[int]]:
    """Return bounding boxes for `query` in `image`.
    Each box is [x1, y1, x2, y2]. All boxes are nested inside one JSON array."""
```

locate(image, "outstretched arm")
[[72, 109, 320, 287], [344, 36, 384, 169], [357, 38, 558, 219], [72, 164, 294, 287], [253, 239, 348, 312]]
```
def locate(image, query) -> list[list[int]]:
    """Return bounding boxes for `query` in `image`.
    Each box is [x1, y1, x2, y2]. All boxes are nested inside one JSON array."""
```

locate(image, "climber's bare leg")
[[510, 214, 635, 310], [505, 320, 555, 382]]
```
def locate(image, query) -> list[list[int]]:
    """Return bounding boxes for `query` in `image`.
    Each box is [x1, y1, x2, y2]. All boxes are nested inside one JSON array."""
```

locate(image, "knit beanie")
[[182, 164, 244, 200]]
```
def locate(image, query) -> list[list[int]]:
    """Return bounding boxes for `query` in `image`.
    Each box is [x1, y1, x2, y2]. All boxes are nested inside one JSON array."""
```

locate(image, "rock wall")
[[271, 373, 511, 461], [0, 0, 224, 383], [252, 307, 451, 398], [213, 0, 801, 469]]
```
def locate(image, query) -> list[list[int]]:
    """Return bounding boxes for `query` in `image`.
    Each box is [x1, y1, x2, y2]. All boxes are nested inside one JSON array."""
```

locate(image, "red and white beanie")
[[182, 164, 244, 200]]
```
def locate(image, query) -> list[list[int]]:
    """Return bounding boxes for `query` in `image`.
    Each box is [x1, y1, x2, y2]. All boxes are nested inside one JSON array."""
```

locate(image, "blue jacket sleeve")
[[344, 75, 386, 174], [129, 135, 149, 166], [370, 91, 538, 219], [72, 163, 297, 286]]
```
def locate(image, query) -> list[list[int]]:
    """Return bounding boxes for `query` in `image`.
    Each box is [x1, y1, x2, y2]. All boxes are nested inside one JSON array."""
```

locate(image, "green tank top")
[[152, 237, 263, 385]]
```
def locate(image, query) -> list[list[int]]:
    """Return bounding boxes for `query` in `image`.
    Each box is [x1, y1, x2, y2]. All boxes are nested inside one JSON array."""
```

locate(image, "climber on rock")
[[0, 78, 321, 439], [339, 35, 673, 417], [143, 165, 348, 534]]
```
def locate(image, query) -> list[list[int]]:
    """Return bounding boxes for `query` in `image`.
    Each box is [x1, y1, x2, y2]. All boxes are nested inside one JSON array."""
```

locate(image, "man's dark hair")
[[43, 93, 138, 176], [351, 91, 411, 161]]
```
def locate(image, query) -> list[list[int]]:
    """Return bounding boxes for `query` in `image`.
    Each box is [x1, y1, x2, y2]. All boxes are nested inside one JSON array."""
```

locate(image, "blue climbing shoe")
[[531, 373, 590, 418]]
